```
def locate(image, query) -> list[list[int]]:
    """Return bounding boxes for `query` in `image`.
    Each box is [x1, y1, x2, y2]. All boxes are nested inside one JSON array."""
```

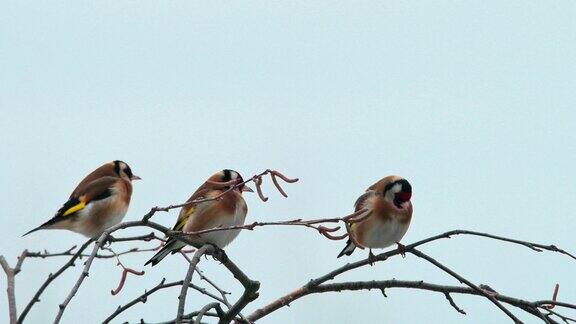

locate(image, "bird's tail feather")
[[22, 225, 44, 237], [337, 239, 356, 258], [22, 214, 68, 237], [145, 239, 186, 266]]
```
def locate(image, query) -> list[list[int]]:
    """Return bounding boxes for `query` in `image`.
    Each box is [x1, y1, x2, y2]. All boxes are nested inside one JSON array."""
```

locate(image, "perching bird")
[[145, 169, 253, 266], [337, 175, 413, 263], [24, 160, 140, 238]]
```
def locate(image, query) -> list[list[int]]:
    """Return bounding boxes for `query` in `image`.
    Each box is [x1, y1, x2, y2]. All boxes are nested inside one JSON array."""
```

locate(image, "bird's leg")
[[102, 235, 116, 247], [209, 244, 228, 263], [368, 249, 376, 266], [396, 242, 406, 258]]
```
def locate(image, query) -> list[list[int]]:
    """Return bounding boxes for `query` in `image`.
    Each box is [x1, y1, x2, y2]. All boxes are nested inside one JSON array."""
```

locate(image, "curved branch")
[[440, 230, 576, 261], [247, 280, 570, 323], [194, 302, 224, 324]]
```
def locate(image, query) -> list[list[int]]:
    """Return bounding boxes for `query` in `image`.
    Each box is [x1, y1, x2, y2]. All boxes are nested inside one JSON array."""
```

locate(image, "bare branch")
[[180, 252, 250, 321], [535, 301, 576, 312], [546, 308, 576, 323], [20, 217, 258, 322], [408, 247, 521, 323], [103, 277, 227, 323], [176, 245, 215, 324], [194, 303, 224, 324], [247, 280, 573, 323], [444, 292, 466, 314], [17, 239, 95, 324], [440, 230, 576, 261], [247, 229, 576, 322], [0, 253, 24, 324], [11, 207, 574, 324], [213, 249, 260, 324], [173, 209, 370, 244], [53, 234, 111, 323], [23, 233, 163, 260]]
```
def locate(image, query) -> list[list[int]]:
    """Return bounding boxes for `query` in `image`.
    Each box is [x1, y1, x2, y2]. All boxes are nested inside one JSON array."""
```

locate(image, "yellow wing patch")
[[62, 201, 86, 216], [175, 207, 195, 231]]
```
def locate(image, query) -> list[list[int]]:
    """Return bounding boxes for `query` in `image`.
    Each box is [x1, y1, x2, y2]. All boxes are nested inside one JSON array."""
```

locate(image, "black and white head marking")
[[222, 169, 243, 190], [383, 179, 412, 208], [114, 160, 134, 181]]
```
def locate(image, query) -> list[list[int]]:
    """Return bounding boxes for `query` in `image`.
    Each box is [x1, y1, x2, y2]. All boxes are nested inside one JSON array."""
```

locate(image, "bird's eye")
[[124, 167, 133, 178]]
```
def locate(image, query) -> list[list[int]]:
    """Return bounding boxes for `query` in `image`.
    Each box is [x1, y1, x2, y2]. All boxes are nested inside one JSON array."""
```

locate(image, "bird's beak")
[[131, 175, 142, 180], [242, 185, 254, 193]]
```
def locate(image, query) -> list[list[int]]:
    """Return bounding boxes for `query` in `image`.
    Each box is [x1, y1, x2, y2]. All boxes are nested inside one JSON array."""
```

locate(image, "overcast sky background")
[[1, 2, 575, 323]]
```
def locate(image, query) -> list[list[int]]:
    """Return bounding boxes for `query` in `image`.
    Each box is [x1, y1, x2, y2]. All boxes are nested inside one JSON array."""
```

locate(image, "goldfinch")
[[24, 160, 140, 238], [337, 175, 413, 260], [145, 169, 253, 266]]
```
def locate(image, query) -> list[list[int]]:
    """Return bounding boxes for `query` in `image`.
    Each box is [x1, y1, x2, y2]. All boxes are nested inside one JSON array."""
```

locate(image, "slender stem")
[[409, 247, 522, 323], [53, 234, 109, 324], [176, 245, 214, 324], [0, 256, 18, 324], [103, 278, 225, 323], [18, 239, 95, 324], [194, 303, 222, 324]]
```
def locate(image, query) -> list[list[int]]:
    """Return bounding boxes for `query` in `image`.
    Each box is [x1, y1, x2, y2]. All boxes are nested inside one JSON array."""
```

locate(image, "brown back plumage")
[[70, 161, 118, 198]]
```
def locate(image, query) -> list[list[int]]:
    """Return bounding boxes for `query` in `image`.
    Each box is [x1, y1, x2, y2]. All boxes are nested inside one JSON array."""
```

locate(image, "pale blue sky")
[[1, 2, 575, 323]]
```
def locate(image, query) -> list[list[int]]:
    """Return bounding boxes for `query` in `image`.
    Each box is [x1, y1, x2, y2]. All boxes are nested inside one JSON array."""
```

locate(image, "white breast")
[[362, 217, 410, 249], [72, 196, 129, 238], [197, 199, 247, 248]]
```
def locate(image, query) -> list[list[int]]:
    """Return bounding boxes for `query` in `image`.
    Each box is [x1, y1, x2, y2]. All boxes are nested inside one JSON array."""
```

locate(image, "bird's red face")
[[385, 179, 412, 209], [395, 191, 412, 203]]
